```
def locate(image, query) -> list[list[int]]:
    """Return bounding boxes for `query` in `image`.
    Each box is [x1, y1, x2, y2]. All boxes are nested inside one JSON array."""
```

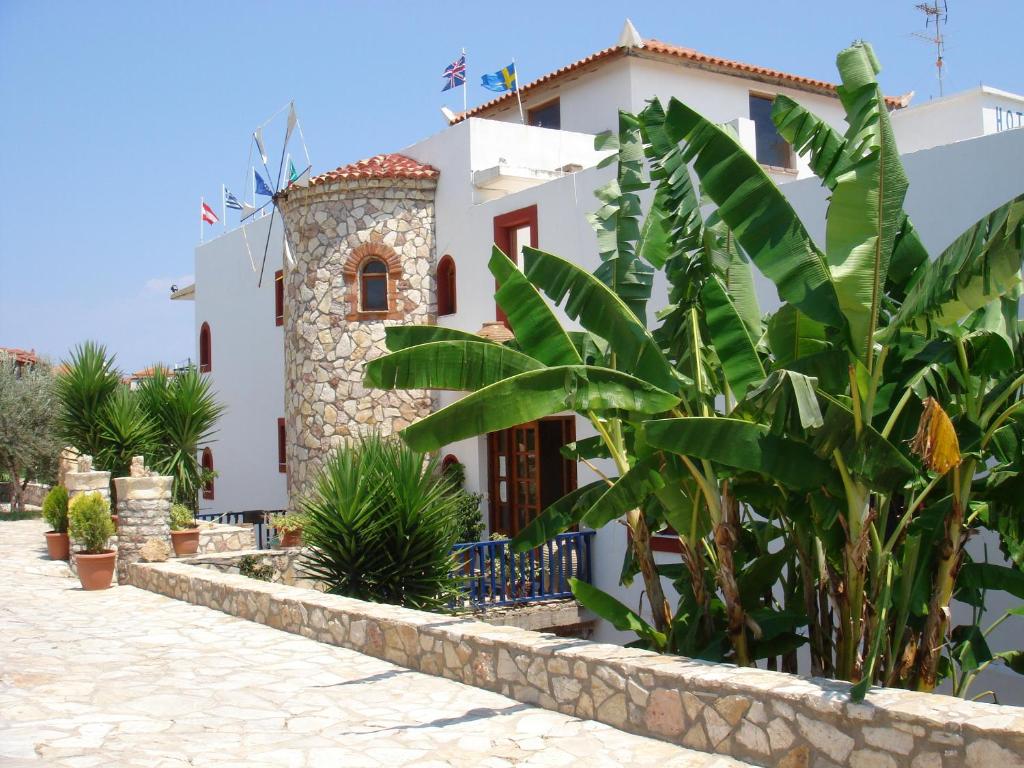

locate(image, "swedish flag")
[[481, 63, 517, 92]]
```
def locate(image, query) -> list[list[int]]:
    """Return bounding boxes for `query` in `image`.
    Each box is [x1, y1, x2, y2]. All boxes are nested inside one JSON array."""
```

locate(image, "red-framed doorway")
[[487, 416, 576, 538], [492, 204, 538, 324]]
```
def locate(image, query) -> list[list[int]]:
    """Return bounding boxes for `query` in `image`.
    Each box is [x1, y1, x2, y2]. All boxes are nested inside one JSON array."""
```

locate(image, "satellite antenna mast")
[[914, 1, 948, 96]]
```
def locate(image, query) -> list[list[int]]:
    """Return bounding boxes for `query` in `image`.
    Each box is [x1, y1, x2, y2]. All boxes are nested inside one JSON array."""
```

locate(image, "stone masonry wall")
[[277, 178, 436, 503], [113, 474, 172, 582], [130, 559, 1024, 768]]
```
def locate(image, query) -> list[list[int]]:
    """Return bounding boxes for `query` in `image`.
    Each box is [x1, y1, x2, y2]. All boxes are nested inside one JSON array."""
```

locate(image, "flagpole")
[[462, 47, 467, 114], [221, 184, 226, 231], [200, 197, 204, 244], [512, 58, 525, 124]]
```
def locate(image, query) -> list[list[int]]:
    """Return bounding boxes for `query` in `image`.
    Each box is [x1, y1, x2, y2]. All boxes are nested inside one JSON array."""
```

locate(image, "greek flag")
[[224, 188, 243, 211]]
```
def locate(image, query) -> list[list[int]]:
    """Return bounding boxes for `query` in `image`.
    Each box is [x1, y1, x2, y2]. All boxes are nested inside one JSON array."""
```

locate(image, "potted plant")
[[169, 503, 200, 556], [267, 513, 307, 548], [41, 485, 70, 560], [68, 492, 116, 590]]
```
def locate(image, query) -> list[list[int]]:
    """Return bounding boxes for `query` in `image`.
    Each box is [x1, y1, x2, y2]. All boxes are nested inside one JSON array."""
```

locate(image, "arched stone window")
[[199, 322, 212, 373], [201, 447, 215, 500], [360, 259, 388, 312], [342, 242, 404, 321], [437, 255, 456, 316]]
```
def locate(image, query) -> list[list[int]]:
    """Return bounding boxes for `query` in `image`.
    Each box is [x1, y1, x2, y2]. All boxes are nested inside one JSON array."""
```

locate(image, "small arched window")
[[437, 255, 456, 316], [199, 322, 212, 373], [201, 447, 214, 500], [360, 259, 388, 312]]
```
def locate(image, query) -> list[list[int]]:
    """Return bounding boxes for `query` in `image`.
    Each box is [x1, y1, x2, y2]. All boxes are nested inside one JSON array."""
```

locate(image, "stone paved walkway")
[[0, 520, 749, 767]]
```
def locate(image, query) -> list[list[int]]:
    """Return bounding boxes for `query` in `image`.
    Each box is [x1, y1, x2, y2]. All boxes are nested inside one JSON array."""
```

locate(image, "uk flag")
[[442, 54, 466, 92]]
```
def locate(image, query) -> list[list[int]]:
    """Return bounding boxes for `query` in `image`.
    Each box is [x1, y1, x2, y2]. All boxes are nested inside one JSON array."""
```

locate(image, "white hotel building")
[[173, 23, 1024, 700]]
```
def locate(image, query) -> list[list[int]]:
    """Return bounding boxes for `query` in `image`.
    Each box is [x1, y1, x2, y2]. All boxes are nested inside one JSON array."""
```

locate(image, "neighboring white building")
[[175, 24, 1024, 701]]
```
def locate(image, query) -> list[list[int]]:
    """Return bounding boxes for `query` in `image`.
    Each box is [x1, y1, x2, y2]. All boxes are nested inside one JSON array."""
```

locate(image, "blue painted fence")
[[450, 531, 595, 609]]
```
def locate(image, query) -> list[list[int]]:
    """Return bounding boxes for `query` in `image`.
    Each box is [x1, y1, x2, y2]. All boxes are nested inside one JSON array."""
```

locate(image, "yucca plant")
[[137, 367, 225, 509], [54, 342, 120, 459], [301, 433, 462, 610], [96, 387, 158, 483], [365, 41, 1024, 701]]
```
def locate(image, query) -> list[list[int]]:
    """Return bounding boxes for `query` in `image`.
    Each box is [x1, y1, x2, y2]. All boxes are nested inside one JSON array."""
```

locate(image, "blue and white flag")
[[254, 170, 275, 197], [223, 187, 243, 210]]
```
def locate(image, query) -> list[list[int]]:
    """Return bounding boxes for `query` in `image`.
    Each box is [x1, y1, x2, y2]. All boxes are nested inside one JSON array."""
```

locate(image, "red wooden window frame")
[[277, 418, 287, 474], [198, 322, 211, 373], [360, 259, 389, 312], [437, 254, 456, 316], [492, 205, 538, 323], [274, 270, 284, 326], [201, 447, 214, 500]]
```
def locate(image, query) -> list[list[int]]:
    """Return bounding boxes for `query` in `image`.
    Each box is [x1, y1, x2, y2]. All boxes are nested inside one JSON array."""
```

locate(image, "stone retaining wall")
[[128, 559, 1024, 768], [197, 524, 256, 554], [182, 548, 318, 588]]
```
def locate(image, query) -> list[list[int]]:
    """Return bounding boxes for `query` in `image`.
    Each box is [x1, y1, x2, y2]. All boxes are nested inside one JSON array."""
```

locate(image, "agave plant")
[[366, 41, 1024, 701], [300, 433, 462, 610]]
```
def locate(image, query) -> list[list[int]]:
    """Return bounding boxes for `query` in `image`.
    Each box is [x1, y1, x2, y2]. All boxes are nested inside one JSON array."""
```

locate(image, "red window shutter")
[[274, 270, 284, 326], [277, 418, 287, 473]]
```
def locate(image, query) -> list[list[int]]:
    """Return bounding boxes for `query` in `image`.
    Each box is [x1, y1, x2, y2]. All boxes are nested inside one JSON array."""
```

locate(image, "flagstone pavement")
[[0, 519, 750, 767]]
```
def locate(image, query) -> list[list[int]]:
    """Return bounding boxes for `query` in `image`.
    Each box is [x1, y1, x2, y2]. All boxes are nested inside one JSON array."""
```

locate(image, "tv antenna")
[[914, 1, 948, 96]]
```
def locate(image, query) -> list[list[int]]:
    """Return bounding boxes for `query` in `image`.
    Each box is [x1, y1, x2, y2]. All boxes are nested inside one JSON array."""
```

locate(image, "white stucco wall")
[[193, 214, 288, 517]]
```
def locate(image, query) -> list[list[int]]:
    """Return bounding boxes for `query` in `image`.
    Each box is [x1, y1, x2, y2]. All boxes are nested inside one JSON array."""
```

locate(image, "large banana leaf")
[[521, 246, 679, 393], [888, 192, 1024, 335], [570, 578, 667, 649], [511, 480, 608, 552], [663, 97, 844, 329], [826, 42, 910, 365], [705, 217, 761, 340], [589, 112, 655, 320], [771, 94, 850, 188], [384, 325, 492, 352], [643, 417, 831, 490], [701, 274, 765, 396], [364, 341, 541, 391], [401, 366, 680, 452], [767, 304, 828, 367], [489, 247, 581, 366], [581, 456, 666, 528]]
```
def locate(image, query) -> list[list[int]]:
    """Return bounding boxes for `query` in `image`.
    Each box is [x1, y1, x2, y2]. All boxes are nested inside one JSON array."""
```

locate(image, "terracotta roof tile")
[[0, 347, 38, 365], [309, 153, 440, 186], [452, 39, 909, 123]]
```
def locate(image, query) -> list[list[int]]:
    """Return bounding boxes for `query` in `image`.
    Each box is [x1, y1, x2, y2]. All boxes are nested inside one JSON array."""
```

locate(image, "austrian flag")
[[201, 201, 219, 225]]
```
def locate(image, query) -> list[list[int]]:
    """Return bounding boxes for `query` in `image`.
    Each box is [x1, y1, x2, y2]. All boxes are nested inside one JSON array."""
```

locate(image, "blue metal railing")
[[195, 510, 280, 549], [450, 531, 595, 609]]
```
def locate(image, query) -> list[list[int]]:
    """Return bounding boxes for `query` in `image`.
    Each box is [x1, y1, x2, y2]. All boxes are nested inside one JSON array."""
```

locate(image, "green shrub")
[[68, 492, 113, 553], [42, 485, 69, 533], [238, 554, 274, 582], [301, 433, 461, 610], [442, 460, 484, 542], [169, 503, 195, 531], [267, 512, 308, 533]]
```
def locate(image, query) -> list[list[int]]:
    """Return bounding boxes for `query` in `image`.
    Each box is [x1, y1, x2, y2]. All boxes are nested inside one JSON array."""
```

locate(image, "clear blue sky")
[[2, 0, 1022, 373]]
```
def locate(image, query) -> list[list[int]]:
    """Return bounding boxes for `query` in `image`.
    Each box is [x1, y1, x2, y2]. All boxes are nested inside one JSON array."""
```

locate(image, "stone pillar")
[[113, 457, 173, 583]]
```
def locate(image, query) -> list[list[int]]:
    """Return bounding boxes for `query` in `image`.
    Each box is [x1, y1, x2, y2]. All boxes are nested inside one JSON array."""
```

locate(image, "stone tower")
[[275, 154, 438, 502]]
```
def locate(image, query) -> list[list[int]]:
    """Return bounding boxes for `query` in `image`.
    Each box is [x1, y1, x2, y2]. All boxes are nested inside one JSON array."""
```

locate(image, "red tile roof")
[[0, 347, 38, 366], [309, 154, 440, 186], [451, 39, 910, 123]]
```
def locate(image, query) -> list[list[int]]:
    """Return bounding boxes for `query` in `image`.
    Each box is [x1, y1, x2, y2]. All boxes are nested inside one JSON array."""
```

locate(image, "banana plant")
[[367, 41, 1024, 700]]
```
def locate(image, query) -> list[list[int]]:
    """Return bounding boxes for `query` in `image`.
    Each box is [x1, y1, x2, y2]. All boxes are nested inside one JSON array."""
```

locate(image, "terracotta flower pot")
[[171, 528, 200, 556], [44, 531, 70, 561], [278, 529, 302, 548], [75, 551, 116, 590]]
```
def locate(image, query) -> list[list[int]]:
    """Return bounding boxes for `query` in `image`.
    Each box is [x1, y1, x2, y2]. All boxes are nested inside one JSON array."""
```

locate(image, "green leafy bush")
[[169, 503, 195, 531], [238, 554, 274, 582], [267, 512, 308, 533], [68, 492, 113, 553], [41, 485, 69, 533], [301, 433, 461, 610], [443, 460, 485, 543]]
